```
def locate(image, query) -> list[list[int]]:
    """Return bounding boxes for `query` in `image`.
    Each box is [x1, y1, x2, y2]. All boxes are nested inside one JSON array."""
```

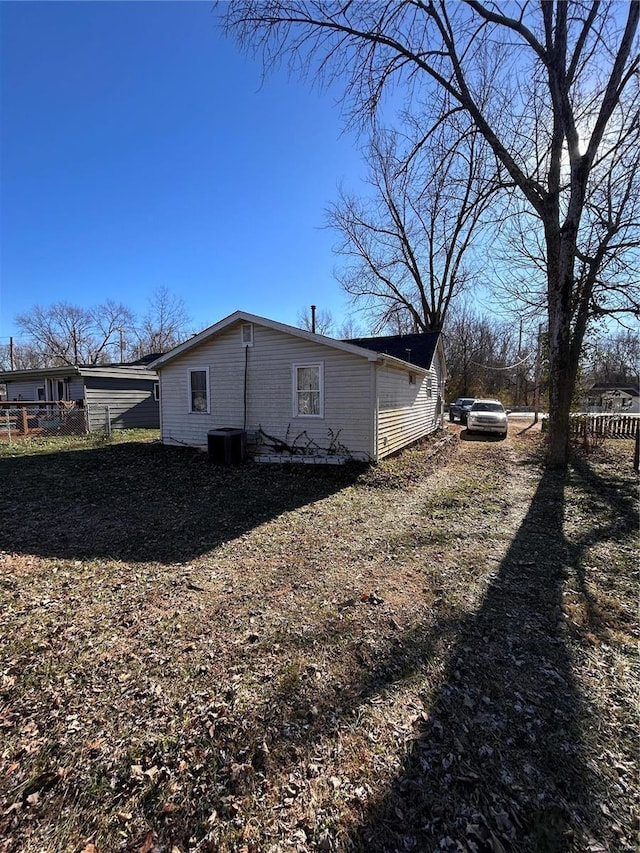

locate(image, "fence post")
[[634, 430, 639, 473], [6, 410, 11, 445], [105, 406, 111, 437]]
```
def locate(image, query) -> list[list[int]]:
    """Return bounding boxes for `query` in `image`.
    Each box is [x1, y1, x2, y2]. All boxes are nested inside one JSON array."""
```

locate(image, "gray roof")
[[588, 383, 639, 396], [0, 364, 158, 382], [343, 332, 440, 371]]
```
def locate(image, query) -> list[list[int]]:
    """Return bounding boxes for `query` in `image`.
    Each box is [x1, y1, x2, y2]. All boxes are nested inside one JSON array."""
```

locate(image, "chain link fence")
[[0, 402, 112, 442]]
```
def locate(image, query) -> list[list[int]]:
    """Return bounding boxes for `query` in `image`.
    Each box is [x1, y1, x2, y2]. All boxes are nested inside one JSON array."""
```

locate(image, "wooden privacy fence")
[[569, 413, 639, 439]]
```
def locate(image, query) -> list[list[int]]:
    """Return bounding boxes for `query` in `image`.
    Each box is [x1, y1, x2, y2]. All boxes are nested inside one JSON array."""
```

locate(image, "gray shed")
[[0, 363, 160, 431]]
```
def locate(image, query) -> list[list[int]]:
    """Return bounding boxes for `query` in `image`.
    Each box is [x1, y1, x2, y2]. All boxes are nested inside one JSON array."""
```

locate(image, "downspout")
[[372, 360, 379, 462], [157, 368, 163, 441], [243, 344, 249, 430]]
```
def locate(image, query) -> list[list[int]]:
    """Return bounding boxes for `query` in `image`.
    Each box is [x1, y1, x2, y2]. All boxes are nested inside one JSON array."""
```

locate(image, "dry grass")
[[0, 427, 637, 853]]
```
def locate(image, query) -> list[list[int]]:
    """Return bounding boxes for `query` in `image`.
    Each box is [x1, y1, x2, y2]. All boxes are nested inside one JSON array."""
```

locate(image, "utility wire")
[[469, 352, 535, 370]]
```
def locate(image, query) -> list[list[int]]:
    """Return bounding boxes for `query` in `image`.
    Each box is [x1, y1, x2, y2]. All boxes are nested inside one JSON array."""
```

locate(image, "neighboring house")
[[0, 362, 160, 431], [585, 383, 640, 413], [150, 310, 446, 462]]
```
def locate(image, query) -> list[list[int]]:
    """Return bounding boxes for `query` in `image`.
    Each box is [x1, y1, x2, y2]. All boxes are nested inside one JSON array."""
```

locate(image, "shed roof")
[[0, 364, 158, 382]]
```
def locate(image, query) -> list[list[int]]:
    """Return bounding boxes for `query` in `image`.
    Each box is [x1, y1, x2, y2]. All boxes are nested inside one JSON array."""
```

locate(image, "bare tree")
[[223, 0, 639, 467], [493, 108, 640, 328], [134, 286, 191, 357], [0, 341, 43, 371], [329, 120, 496, 333], [15, 300, 134, 366], [90, 300, 136, 364], [297, 305, 335, 335], [444, 300, 528, 402], [335, 317, 365, 339], [585, 328, 640, 385]]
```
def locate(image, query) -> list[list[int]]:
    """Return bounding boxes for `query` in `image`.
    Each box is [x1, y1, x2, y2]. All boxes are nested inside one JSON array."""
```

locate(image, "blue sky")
[[0, 1, 368, 346]]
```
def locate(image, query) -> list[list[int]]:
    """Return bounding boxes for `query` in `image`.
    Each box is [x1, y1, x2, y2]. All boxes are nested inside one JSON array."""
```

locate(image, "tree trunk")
[[545, 224, 581, 468], [546, 356, 573, 467]]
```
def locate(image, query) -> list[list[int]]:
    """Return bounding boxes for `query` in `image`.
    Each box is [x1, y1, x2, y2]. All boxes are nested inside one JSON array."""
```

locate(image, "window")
[[188, 368, 209, 413], [408, 372, 416, 385], [153, 382, 160, 401], [241, 323, 254, 347], [293, 362, 323, 417]]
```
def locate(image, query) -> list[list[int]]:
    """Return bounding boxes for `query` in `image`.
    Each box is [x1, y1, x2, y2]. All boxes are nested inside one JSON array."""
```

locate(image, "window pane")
[[296, 366, 320, 415], [298, 390, 320, 415], [297, 367, 319, 392], [190, 370, 207, 412]]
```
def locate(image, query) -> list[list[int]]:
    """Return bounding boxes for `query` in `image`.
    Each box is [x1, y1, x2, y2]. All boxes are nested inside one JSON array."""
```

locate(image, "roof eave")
[[0, 366, 82, 382]]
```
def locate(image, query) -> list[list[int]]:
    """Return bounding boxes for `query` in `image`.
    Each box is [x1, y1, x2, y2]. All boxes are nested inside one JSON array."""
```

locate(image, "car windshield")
[[471, 402, 504, 412]]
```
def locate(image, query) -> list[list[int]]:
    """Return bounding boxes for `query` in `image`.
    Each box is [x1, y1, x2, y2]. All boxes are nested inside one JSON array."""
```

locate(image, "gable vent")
[[241, 323, 254, 347]]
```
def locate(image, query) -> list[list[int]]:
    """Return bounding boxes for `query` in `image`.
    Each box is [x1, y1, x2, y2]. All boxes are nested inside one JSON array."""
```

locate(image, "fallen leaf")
[[139, 831, 155, 853]]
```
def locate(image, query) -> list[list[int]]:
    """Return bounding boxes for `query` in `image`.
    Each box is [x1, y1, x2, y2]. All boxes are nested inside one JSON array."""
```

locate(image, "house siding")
[[5, 380, 40, 400], [84, 378, 159, 430], [159, 321, 375, 459], [376, 348, 444, 459], [5, 376, 84, 402]]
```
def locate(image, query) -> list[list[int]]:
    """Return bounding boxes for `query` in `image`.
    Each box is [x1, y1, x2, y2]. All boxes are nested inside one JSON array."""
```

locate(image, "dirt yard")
[[0, 425, 637, 853]]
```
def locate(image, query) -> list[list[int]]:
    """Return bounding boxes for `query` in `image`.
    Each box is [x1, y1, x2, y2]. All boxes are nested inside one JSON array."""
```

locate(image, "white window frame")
[[292, 361, 324, 418], [187, 368, 210, 414]]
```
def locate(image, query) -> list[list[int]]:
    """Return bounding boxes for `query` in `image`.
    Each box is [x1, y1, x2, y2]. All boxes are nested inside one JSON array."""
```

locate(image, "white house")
[[150, 311, 447, 462], [585, 383, 640, 413]]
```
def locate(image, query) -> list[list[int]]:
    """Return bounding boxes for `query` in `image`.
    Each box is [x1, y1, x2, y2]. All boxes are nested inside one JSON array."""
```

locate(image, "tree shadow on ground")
[[564, 451, 638, 641], [0, 442, 366, 563], [344, 466, 611, 852], [146, 451, 632, 852]]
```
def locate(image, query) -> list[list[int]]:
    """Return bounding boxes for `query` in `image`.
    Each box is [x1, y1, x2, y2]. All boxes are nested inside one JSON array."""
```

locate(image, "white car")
[[466, 399, 509, 437]]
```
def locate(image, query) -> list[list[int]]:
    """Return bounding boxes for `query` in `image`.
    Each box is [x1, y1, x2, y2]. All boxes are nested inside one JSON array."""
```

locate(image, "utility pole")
[[515, 318, 523, 406], [9, 337, 14, 370], [533, 323, 543, 424]]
